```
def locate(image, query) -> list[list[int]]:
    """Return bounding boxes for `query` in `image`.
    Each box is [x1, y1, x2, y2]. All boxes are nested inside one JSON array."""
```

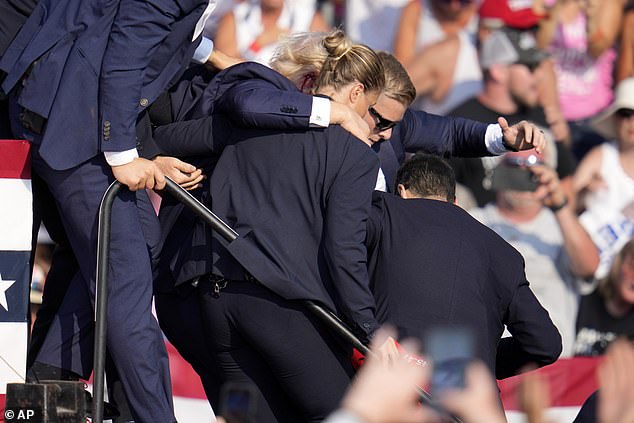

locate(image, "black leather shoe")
[[84, 390, 121, 420]]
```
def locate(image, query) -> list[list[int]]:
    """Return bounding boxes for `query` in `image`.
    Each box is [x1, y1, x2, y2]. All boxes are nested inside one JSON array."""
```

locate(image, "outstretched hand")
[[153, 156, 204, 191], [499, 117, 546, 154], [342, 329, 429, 423]]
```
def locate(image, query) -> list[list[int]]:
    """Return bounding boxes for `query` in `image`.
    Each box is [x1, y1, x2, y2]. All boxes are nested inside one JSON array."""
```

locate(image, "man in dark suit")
[[169, 121, 381, 423], [366, 154, 562, 379], [154, 47, 393, 420], [0, 1, 212, 421]]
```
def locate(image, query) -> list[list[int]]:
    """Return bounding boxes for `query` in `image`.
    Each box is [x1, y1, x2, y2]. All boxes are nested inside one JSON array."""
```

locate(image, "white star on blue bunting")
[[0, 273, 17, 312]]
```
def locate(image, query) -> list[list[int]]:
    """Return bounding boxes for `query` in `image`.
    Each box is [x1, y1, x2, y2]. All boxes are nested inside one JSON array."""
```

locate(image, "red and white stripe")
[[0, 140, 31, 397]]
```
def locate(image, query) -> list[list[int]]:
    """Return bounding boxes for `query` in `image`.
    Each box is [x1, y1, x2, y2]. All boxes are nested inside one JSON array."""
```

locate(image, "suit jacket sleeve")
[[398, 109, 491, 157], [324, 139, 380, 340], [496, 270, 563, 379], [99, 0, 201, 154], [214, 78, 313, 129], [152, 114, 231, 157]]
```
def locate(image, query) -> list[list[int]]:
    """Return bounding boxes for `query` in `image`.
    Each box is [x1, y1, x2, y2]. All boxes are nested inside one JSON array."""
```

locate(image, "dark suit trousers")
[[155, 284, 223, 405], [9, 90, 176, 423], [198, 280, 354, 423]]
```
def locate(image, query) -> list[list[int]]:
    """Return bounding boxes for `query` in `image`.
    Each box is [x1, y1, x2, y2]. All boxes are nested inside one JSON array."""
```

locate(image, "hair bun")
[[322, 30, 353, 61]]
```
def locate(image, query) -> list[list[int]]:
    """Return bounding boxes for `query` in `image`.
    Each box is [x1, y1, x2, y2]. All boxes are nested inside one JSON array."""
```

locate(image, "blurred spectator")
[[367, 154, 561, 379], [469, 149, 599, 357], [202, 0, 239, 38], [525, 338, 634, 423], [324, 331, 430, 423], [574, 239, 634, 356], [596, 338, 634, 423], [574, 78, 634, 280], [448, 27, 576, 207], [536, 0, 623, 159], [393, 0, 482, 115], [616, 3, 634, 83], [214, 0, 329, 66], [345, 0, 410, 52], [478, 0, 572, 146]]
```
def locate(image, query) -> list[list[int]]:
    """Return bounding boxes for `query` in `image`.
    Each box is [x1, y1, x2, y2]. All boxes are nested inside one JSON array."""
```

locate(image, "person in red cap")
[[478, 0, 571, 147], [479, 0, 545, 29]]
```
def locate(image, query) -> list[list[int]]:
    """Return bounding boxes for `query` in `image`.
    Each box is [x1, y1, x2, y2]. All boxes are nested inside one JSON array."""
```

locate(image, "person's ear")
[[489, 64, 508, 83], [397, 184, 406, 198], [349, 82, 365, 104]]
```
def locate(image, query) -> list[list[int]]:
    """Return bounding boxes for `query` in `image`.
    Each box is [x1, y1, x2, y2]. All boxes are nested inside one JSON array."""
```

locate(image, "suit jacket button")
[[140, 98, 149, 107], [104, 120, 111, 128]]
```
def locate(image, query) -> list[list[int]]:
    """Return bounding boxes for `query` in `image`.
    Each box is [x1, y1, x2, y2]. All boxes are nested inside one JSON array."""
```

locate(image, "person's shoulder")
[[216, 61, 292, 89], [579, 142, 607, 167]]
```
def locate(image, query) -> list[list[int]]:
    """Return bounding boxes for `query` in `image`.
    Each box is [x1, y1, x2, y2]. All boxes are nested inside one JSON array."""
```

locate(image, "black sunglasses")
[[616, 108, 634, 119], [369, 107, 397, 132]]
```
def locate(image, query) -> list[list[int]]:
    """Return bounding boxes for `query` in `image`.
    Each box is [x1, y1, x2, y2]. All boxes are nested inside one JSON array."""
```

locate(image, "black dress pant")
[[198, 280, 354, 423], [155, 284, 223, 406]]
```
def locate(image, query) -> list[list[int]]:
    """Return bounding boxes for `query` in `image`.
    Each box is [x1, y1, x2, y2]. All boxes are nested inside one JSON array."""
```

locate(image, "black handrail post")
[[93, 180, 123, 423]]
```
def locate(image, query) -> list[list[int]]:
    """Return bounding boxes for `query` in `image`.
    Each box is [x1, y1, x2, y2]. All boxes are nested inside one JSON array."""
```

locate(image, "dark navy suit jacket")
[[0, 0, 208, 170], [157, 117, 381, 338], [366, 192, 562, 378]]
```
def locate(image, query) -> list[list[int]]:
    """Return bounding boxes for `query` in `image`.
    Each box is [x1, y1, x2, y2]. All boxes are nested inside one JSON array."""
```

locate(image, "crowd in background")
[[167, 0, 634, 359], [16, 0, 634, 421]]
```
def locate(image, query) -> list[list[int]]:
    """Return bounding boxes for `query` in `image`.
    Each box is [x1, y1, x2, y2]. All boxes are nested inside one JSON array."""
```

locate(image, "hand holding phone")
[[424, 326, 474, 395], [219, 382, 258, 423]]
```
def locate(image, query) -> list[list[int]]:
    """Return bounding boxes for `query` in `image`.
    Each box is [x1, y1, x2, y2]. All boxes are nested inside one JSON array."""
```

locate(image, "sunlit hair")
[[599, 238, 634, 301], [270, 29, 385, 95], [376, 51, 416, 107]]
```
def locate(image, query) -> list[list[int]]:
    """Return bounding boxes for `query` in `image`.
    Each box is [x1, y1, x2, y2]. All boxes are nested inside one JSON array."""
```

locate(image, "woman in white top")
[[214, 0, 329, 66], [574, 78, 634, 279], [392, 0, 482, 115]]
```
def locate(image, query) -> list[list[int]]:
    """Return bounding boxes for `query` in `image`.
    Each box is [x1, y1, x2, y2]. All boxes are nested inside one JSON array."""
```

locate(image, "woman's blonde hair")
[[270, 29, 385, 95], [599, 238, 634, 301]]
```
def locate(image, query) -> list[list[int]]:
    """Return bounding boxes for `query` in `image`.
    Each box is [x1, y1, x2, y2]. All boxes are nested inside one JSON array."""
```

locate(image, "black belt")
[[194, 272, 257, 297]]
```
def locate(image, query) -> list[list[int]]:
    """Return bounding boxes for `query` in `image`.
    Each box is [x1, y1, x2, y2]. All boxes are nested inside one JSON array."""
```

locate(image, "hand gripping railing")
[[94, 178, 461, 423]]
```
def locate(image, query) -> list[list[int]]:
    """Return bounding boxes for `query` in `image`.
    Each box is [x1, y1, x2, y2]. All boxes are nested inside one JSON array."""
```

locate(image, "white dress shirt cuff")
[[104, 149, 139, 167], [485, 123, 508, 155], [192, 36, 214, 64], [309, 96, 331, 127]]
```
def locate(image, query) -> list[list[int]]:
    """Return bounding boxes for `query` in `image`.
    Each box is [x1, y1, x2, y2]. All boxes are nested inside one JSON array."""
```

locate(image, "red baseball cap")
[[479, 0, 545, 29]]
